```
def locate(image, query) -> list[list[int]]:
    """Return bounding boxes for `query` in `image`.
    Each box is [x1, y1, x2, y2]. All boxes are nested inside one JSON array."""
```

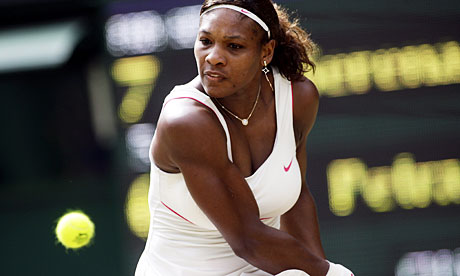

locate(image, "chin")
[[201, 80, 226, 98], [202, 85, 220, 98]]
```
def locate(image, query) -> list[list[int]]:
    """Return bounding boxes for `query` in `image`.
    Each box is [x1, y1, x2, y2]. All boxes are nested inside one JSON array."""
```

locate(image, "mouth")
[[204, 71, 226, 81]]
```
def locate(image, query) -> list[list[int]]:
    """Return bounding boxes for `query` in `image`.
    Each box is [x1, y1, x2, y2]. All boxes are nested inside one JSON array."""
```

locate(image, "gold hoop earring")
[[262, 60, 274, 92]]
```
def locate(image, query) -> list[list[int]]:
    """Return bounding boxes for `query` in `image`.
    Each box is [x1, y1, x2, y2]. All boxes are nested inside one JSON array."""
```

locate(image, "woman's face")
[[194, 8, 265, 98]]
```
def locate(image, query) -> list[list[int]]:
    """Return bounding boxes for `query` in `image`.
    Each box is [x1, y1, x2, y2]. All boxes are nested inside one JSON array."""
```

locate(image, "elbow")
[[228, 230, 262, 261], [231, 238, 258, 260], [225, 222, 268, 262]]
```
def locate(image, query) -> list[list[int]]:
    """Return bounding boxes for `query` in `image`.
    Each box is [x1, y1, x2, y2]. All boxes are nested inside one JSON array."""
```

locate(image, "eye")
[[229, 43, 243, 49], [199, 38, 212, 46]]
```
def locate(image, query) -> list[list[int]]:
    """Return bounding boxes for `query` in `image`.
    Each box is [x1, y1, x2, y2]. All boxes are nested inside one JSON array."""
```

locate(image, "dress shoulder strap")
[[272, 67, 296, 153]]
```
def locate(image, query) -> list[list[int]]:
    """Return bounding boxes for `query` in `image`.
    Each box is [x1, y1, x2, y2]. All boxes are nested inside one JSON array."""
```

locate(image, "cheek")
[[232, 56, 259, 78]]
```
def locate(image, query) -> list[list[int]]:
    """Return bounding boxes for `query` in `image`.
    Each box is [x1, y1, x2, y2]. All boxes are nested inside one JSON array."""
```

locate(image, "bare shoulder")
[[152, 97, 229, 172], [291, 76, 320, 144], [159, 97, 218, 136], [291, 76, 319, 116]]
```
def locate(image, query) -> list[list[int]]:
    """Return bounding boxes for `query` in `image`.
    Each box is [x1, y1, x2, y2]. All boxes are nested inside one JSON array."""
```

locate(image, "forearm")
[[236, 223, 328, 276], [281, 188, 325, 259]]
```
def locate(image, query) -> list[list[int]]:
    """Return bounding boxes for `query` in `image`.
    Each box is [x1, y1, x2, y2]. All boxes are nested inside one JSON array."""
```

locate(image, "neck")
[[217, 77, 263, 116]]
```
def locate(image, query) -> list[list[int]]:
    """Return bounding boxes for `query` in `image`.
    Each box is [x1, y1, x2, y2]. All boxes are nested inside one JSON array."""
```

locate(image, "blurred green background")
[[0, 0, 459, 275]]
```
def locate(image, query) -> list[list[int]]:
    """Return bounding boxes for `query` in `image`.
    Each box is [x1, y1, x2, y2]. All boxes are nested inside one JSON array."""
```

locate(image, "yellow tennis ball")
[[55, 211, 95, 249]]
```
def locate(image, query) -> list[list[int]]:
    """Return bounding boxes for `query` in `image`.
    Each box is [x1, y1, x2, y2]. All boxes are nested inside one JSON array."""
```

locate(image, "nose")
[[205, 45, 226, 66]]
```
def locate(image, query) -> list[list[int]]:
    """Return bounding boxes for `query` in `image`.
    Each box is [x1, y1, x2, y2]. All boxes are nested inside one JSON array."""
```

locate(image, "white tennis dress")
[[135, 67, 304, 276]]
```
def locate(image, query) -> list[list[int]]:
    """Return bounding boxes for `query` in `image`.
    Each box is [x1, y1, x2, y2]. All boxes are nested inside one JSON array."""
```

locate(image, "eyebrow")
[[199, 29, 243, 40]]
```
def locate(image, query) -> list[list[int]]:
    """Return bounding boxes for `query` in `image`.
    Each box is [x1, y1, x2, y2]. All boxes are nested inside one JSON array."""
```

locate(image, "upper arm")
[[292, 76, 320, 148], [291, 76, 319, 176], [152, 99, 263, 252]]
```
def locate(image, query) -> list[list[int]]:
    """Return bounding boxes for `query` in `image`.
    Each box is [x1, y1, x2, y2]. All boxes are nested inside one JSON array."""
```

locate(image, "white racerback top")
[[135, 67, 302, 276]]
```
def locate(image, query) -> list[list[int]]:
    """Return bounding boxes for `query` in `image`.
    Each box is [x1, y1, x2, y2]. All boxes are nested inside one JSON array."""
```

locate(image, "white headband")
[[201, 4, 271, 39]]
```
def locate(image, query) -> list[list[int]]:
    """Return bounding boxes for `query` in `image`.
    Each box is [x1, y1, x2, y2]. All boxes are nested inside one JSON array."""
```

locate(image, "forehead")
[[199, 8, 260, 38]]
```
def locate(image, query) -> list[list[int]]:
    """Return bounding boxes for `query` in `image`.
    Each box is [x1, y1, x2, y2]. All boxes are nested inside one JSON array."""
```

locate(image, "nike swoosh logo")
[[284, 158, 293, 172], [240, 8, 249, 14]]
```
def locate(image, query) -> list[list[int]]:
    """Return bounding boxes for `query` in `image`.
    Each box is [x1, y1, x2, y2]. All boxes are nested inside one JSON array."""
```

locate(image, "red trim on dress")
[[161, 201, 195, 225], [164, 96, 212, 113]]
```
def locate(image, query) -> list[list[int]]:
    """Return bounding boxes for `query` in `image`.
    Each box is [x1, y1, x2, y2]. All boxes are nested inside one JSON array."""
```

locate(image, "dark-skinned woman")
[[135, 1, 354, 275]]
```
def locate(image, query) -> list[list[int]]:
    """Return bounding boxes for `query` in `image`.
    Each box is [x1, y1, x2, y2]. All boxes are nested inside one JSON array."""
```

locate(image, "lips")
[[204, 70, 226, 80]]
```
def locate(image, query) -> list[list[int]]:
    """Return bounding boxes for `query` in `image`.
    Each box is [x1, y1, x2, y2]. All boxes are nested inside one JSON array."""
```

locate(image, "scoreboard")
[[104, 1, 460, 275]]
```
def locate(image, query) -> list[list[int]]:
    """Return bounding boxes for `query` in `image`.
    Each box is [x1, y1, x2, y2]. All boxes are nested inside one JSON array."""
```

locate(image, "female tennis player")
[[135, 0, 354, 275]]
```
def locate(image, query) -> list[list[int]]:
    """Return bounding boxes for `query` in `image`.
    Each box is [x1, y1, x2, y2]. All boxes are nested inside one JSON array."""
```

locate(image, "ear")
[[260, 39, 276, 66]]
